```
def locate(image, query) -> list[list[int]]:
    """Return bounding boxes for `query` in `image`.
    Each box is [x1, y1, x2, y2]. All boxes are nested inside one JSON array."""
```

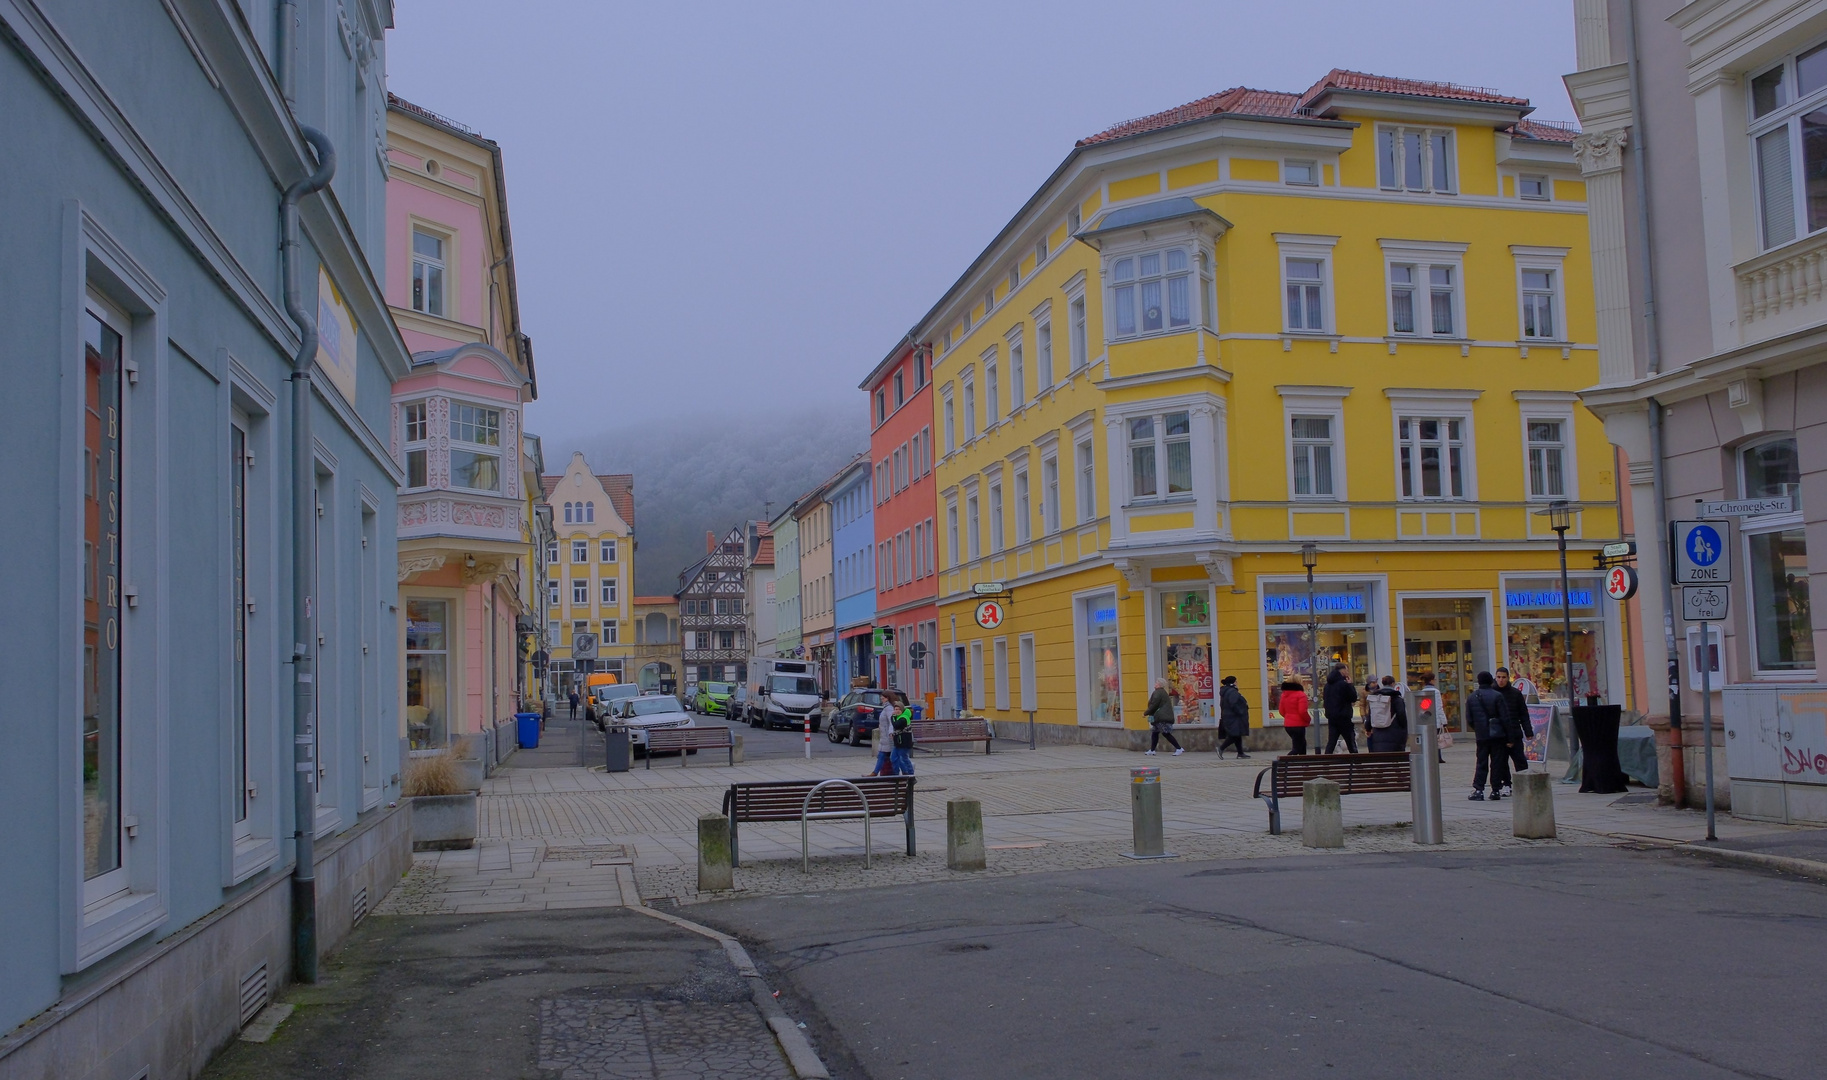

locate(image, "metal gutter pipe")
[[281, 125, 336, 983], [277, 2, 297, 104]]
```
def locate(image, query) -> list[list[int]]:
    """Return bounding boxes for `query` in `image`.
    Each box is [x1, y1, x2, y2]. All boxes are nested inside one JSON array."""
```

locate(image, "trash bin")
[[910, 705, 925, 721], [604, 726, 631, 772], [515, 712, 540, 750]]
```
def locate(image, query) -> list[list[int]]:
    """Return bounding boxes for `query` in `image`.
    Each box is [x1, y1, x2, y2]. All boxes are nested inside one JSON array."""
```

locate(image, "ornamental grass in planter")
[[405, 750, 477, 850]]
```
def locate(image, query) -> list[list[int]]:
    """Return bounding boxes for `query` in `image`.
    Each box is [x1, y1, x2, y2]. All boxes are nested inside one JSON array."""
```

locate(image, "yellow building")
[[540, 452, 636, 695], [922, 70, 1623, 745]]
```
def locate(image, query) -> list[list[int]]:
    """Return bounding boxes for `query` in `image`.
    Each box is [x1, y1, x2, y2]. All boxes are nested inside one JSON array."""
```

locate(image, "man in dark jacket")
[[1494, 667, 1533, 794], [1144, 679, 1183, 756], [1217, 676, 1251, 759], [1467, 671, 1517, 801], [1322, 664, 1359, 754], [1365, 675, 1409, 753]]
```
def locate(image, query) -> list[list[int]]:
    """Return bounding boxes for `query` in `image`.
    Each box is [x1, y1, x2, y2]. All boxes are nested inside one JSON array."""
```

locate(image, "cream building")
[[541, 453, 636, 695]]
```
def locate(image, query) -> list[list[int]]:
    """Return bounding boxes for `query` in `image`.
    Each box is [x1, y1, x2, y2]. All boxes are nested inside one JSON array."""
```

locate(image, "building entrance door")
[[1402, 597, 1488, 734]]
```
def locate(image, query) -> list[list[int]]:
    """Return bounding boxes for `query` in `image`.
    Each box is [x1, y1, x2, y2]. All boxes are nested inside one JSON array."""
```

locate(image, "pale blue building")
[[831, 457, 876, 688], [0, 2, 412, 1074]]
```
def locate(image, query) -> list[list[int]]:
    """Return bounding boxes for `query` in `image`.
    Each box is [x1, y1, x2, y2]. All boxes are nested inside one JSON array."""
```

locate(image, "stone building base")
[[0, 802, 413, 1080]]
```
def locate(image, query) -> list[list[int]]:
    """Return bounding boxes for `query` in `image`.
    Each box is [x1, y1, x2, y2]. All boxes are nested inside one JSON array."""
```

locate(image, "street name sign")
[[973, 582, 1006, 595], [1682, 585, 1730, 622], [974, 599, 1005, 629], [1700, 497, 1794, 518], [1671, 520, 1731, 584], [1601, 541, 1636, 559]]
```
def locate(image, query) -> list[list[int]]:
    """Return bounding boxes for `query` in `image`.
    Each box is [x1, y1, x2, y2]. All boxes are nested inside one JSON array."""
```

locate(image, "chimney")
[[706, 530, 716, 554]]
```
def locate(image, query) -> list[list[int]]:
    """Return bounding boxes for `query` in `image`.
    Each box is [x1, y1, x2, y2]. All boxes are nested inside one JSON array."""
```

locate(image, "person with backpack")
[[1143, 678, 1184, 756], [1494, 666, 1533, 795], [1322, 664, 1359, 754], [1277, 680, 1312, 755], [1217, 675, 1251, 759], [1467, 671, 1517, 801], [1366, 675, 1409, 753]]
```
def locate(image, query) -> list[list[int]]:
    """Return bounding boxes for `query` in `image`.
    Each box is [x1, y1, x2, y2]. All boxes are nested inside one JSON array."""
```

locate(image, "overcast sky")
[[386, 1, 1580, 454]]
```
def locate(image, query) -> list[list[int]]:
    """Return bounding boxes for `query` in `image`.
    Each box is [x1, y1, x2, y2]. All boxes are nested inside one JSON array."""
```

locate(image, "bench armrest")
[[1251, 767, 1273, 800]]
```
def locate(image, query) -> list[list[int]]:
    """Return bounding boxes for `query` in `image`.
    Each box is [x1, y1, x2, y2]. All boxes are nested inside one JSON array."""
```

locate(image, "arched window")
[[586, 501, 596, 523], [563, 501, 573, 523]]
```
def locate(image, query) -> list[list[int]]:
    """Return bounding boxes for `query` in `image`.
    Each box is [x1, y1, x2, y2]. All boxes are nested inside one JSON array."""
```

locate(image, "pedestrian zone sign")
[[1671, 520, 1730, 585], [974, 599, 1005, 629]]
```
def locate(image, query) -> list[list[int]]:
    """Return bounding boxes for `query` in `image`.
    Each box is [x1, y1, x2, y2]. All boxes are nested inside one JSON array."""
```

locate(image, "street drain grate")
[[541, 845, 629, 862]]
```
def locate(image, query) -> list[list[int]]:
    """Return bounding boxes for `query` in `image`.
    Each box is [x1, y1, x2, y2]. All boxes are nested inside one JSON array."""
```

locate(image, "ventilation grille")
[[239, 962, 270, 1027], [351, 885, 369, 926]]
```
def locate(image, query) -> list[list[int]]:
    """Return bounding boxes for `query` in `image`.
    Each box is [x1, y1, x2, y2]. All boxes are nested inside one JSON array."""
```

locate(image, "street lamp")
[[1547, 500, 1575, 703], [1301, 543, 1320, 696]]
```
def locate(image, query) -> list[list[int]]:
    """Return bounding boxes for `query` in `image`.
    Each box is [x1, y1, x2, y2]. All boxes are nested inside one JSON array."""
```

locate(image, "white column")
[[1574, 131, 1636, 386], [1189, 402, 1220, 535], [1104, 415, 1129, 545]]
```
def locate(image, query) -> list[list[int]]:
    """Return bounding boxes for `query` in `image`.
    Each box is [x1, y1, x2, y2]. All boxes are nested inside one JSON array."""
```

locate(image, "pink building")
[[385, 97, 542, 766]]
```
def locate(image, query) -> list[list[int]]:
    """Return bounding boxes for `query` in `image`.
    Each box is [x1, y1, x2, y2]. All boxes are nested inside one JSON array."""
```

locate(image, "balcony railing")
[[1737, 230, 1827, 333]]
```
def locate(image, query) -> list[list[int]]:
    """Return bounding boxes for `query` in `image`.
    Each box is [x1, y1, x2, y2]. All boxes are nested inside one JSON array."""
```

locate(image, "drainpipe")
[[1627, 0, 1685, 805], [277, 1, 297, 104], [282, 125, 336, 984]]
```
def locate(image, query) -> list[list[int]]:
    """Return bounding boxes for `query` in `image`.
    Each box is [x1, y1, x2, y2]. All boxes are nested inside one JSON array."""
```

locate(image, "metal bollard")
[[1411, 715, 1443, 845], [1121, 767, 1177, 860]]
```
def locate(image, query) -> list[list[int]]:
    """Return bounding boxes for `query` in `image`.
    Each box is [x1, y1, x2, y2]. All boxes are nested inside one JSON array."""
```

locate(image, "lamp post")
[[1301, 543, 1320, 696], [1548, 500, 1575, 703]]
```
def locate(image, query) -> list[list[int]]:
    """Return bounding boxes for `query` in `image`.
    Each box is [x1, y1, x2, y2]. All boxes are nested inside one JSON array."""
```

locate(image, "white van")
[[744, 657, 825, 731]]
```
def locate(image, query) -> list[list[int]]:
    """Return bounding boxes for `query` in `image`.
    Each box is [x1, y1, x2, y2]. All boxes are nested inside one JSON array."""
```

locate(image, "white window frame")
[[548, 578, 560, 606], [1283, 159, 1319, 186], [1042, 452, 1061, 535], [961, 372, 978, 442], [1274, 234, 1339, 335], [1749, 45, 1827, 250], [572, 538, 588, 563], [1387, 389, 1481, 503], [1018, 634, 1038, 712], [573, 579, 589, 605], [946, 496, 960, 570], [603, 619, 619, 645], [1518, 173, 1549, 200], [1075, 436, 1097, 524], [982, 347, 1000, 426], [1514, 392, 1580, 503], [1512, 246, 1570, 343], [1379, 240, 1468, 340], [988, 478, 1004, 554], [1032, 301, 1054, 393], [993, 637, 1010, 711], [1104, 245, 1203, 342], [601, 577, 619, 606], [410, 225, 450, 317], [601, 538, 617, 562], [402, 399, 430, 488], [1737, 435, 1813, 675], [1006, 325, 1026, 411], [966, 486, 982, 561], [1123, 409, 1195, 505], [227, 385, 280, 882], [969, 640, 986, 711], [1014, 464, 1032, 544], [447, 399, 503, 494], [942, 386, 956, 453], [1064, 271, 1089, 371], [1279, 385, 1349, 502], [1375, 124, 1457, 194]]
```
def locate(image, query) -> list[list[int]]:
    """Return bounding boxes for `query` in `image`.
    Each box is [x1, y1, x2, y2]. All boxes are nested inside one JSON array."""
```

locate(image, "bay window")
[[403, 401, 428, 486], [1128, 411, 1192, 501], [1076, 440, 1097, 523], [1109, 248, 1195, 340], [449, 402, 501, 492], [1751, 44, 1827, 248]]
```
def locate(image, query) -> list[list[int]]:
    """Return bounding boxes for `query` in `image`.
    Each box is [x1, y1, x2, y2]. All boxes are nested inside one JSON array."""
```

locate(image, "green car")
[[693, 681, 733, 716]]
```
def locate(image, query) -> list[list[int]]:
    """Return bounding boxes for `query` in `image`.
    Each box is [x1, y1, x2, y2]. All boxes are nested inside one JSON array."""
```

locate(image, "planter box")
[[410, 793, 478, 850]]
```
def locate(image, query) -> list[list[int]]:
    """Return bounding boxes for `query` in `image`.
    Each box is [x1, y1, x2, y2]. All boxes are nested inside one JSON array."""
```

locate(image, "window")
[[1742, 439, 1812, 672], [1043, 455, 1061, 534], [449, 403, 501, 492], [943, 389, 956, 452], [1009, 267, 1021, 292], [915, 350, 927, 387], [984, 354, 1000, 425], [1019, 635, 1037, 711], [1015, 468, 1032, 543], [985, 288, 995, 315], [994, 638, 1010, 711], [572, 539, 588, 562], [1008, 330, 1025, 409], [1128, 412, 1191, 500], [1284, 160, 1318, 185], [1036, 236, 1049, 263], [1290, 416, 1336, 498], [1076, 440, 1096, 523], [1519, 174, 1548, 200], [1750, 46, 1827, 248], [548, 579, 559, 605], [1069, 297, 1088, 369], [603, 619, 619, 645], [405, 599, 450, 749], [894, 370, 905, 407], [963, 377, 978, 440], [1068, 206, 1082, 232], [1525, 420, 1567, 499], [601, 578, 618, 605], [403, 402, 428, 486], [545, 540, 557, 564], [1377, 126, 1455, 193], [584, 501, 594, 523], [1521, 269, 1558, 339], [1285, 259, 1325, 332], [1109, 249, 1193, 339], [1398, 417, 1468, 500], [947, 501, 959, 569], [876, 390, 887, 425], [572, 579, 588, 605], [967, 492, 981, 560], [411, 228, 446, 316], [925, 517, 935, 575], [1035, 314, 1054, 392], [1079, 592, 1122, 724], [81, 304, 126, 897], [719, 630, 736, 651], [1389, 264, 1457, 337], [601, 538, 617, 562], [989, 481, 1004, 553]]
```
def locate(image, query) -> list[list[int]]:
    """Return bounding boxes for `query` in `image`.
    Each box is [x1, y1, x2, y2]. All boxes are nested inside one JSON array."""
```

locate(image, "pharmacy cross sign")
[[974, 599, 1005, 629]]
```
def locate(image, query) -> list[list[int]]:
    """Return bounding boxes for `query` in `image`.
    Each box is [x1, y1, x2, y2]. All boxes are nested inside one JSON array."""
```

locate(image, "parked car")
[[693, 681, 734, 716], [827, 688, 902, 747], [745, 661, 825, 731], [587, 682, 641, 730], [607, 694, 695, 756]]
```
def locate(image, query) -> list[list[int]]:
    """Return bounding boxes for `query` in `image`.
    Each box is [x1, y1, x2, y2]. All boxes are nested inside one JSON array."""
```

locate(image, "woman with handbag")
[[1143, 679, 1184, 756]]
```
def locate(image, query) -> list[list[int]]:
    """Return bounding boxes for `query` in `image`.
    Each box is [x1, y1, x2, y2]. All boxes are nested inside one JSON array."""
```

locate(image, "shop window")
[[1262, 581, 1378, 695], [82, 303, 127, 899], [1079, 592, 1122, 724], [1503, 577, 1606, 700], [405, 598, 449, 749], [1159, 590, 1214, 723], [1742, 438, 1812, 672]]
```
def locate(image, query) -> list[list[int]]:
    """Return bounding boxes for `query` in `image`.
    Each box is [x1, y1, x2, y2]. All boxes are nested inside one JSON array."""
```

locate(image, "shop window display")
[[1081, 593, 1122, 724], [1503, 578, 1605, 701], [1159, 589, 1214, 723], [1263, 583, 1378, 712]]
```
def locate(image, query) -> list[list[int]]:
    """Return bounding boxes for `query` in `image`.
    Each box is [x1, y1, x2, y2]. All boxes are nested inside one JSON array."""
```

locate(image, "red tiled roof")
[[752, 536, 775, 566], [1508, 118, 1580, 144], [539, 471, 635, 528], [1298, 68, 1529, 109], [1078, 70, 1535, 147], [633, 595, 676, 607]]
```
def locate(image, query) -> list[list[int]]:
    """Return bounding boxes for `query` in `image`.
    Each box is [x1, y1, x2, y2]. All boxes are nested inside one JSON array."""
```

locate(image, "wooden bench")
[[910, 718, 993, 754], [721, 776, 916, 870], [1251, 752, 1412, 834], [645, 726, 734, 768]]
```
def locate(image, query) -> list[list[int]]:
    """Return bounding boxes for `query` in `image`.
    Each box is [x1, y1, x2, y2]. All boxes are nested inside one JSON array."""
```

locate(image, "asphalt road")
[[691, 845, 1827, 1080], [694, 707, 880, 763]]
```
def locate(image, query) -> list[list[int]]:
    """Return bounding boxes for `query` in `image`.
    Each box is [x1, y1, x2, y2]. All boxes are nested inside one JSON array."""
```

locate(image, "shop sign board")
[[973, 582, 1006, 595], [1671, 520, 1730, 584]]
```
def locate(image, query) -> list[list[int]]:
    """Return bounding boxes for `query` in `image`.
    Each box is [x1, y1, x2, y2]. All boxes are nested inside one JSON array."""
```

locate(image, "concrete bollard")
[[947, 798, 986, 871], [1512, 770, 1557, 839], [1302, 777, 1344, 849], [731, 733, 745, 765], [698, 813, 734, 892]]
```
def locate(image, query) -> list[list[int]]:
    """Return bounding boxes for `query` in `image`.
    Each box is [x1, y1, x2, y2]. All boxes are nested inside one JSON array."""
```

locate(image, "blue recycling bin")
[[515, 712, 540, 750], [910, 705, 925, 720]]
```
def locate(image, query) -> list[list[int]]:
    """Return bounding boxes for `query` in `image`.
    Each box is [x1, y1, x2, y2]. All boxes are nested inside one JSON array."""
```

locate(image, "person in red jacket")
[[1278, 680, 1312, 755]]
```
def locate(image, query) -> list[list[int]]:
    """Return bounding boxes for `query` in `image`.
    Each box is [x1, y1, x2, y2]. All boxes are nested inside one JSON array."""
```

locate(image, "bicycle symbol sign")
[[974, 600, 1004, 629]]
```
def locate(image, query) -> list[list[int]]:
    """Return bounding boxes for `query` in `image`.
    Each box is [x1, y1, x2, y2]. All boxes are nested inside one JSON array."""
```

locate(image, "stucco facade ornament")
[[397, 554, 446, 582], [1573, 129, 1628, 176]]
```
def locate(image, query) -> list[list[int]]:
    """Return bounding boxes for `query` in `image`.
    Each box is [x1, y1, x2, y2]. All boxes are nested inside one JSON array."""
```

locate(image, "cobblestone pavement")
[[538, 998, 792, 1080]]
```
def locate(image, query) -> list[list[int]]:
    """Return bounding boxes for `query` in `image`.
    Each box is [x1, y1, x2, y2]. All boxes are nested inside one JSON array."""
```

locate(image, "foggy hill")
[[554, 408, 868, 596]]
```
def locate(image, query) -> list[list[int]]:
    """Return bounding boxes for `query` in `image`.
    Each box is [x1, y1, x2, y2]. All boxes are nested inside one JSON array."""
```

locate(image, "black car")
[[826, 689, 902, 747]]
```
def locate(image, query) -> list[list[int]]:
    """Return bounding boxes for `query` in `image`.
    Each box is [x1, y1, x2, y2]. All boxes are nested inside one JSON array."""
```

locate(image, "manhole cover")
[[541, 845, 629, 862]]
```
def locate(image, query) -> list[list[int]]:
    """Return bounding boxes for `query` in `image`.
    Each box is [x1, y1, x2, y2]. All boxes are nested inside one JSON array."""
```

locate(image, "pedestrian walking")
[[1278, 680, 1312, 755], [1467, 671, 1517, 801], [1365, 675, 1409, 753], [887, 693, 917, 776], [871, 691, 907, 776], [568, 690, 580, 721], [1217, 676, 1251, 758], [1144, 678, 1184, 756], [1495, 666, 1533, 795], [1322, 664, 1359, 754]]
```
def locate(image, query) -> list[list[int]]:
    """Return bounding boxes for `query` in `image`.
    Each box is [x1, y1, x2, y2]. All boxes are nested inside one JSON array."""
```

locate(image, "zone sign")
[[1671, 520, 1731, 585]]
